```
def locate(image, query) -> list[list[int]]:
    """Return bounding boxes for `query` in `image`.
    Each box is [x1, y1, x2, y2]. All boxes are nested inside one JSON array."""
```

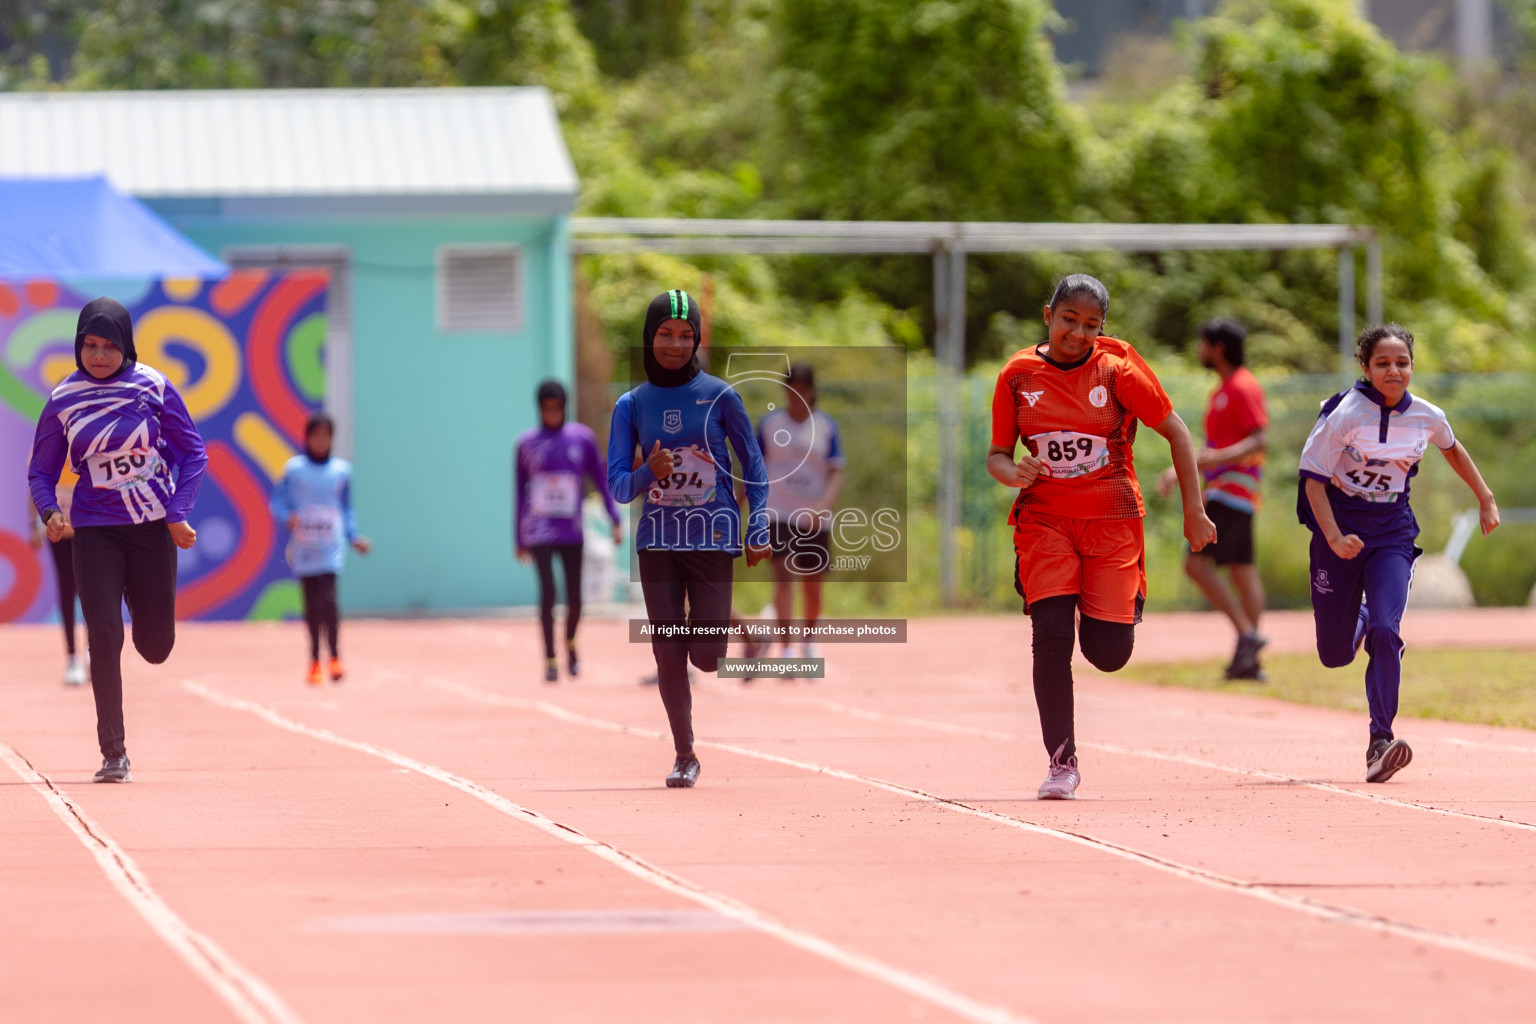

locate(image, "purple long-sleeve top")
[[515, 421, 621, 549], [28, 364, 208, 527]]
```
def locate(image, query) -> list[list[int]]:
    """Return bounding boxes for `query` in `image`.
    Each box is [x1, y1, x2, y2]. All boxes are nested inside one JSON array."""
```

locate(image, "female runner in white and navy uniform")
[[1299, 323, 1498, 782]]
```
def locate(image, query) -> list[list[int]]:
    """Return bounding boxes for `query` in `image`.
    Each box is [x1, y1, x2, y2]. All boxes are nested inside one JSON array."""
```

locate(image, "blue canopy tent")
[[0, 175, 225, 276]]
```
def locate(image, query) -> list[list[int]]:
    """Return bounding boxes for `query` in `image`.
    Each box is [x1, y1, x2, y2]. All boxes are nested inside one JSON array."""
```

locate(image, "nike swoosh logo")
[[696, 398, 713, 405]]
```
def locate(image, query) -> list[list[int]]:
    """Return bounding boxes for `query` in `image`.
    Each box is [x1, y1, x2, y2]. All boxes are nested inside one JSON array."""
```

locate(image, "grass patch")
[[1089, 648, 1536, 731]]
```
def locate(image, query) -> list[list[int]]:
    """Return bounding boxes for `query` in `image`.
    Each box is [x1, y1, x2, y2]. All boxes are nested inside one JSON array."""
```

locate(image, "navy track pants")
[[1309, 533, 1419, 742]]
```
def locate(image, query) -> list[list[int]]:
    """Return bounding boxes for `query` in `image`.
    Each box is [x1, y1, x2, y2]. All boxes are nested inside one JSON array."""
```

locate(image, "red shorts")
[[1012, 513, 1146, 624]]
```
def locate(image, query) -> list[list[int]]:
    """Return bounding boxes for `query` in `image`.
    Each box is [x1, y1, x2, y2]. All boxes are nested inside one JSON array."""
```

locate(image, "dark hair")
[[1200, 317, 1247, 367], [305, 411, 334, 439], [787, 362, 815, 387], [1356, 322, 1415, 366], [536, 379, 567, 405], [1047, 274, 1110, 317]]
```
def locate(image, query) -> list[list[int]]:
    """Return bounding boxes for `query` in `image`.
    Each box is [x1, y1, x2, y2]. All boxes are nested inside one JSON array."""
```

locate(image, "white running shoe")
[[1037, 744, 1080, 800], [63, 656, 87, 687]]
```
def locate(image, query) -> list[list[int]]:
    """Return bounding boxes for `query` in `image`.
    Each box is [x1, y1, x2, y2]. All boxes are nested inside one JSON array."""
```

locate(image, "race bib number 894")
[[647, 448, 718, 507]]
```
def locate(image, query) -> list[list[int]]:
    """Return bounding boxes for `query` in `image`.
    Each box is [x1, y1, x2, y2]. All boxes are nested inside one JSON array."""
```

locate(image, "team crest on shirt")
[[1089, 386, 1108, 408], [662, 409, 683, 434], [1020, 390, 1044, 407], [1413, 439, 1427, 455]]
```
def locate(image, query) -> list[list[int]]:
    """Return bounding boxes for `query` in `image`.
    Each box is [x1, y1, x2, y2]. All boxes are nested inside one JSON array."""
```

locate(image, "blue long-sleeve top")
[[607, 372, 769, 553], [515, 421, 621, 549], [271, 455, 360, 577], [28, 364, 207, 526]]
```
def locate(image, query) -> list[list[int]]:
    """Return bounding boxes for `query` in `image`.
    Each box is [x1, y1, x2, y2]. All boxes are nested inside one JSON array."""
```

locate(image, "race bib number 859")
[[1029, 430, 1111, 479]]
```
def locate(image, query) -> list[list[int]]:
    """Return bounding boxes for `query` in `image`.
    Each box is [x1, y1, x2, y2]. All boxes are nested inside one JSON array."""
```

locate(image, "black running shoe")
[[1225, 632, 1268, 681], [93, 755, 131, 783], [544, 659, 558, 684], [665, 754, 700, 788], [567, 649, 580, 678], [1366, 737, 1412, 783]]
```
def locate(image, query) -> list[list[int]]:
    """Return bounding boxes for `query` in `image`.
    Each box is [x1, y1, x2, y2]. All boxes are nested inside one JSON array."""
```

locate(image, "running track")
[[3, 609, 1534, 1023]]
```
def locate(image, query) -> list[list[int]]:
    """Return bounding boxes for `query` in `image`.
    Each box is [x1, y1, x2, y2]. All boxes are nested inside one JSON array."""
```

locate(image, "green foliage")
[[569, 0, 691, 79], [70, 0, 455, 89], [1081, 0, 1536, 369], [771, 0, 1080, 222]]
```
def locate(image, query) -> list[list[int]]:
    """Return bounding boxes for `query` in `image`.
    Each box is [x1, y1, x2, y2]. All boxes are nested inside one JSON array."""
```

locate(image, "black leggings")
[[300, 573, 340, 661], [531, 543, 583, 659], [1029, 594, 1135, 761], [74, 522, 178, 759], [50, 537, 77, 655], [638, 548, 734, 756]]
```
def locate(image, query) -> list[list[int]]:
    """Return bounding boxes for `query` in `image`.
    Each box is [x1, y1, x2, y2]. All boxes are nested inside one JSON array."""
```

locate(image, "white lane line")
[[426, 678, 1536, 974], [183, 681, 1032, 1024], [696, 679, 1536, 833], [0, 741, 304, 1024], [1082, 741, 1536, 834]]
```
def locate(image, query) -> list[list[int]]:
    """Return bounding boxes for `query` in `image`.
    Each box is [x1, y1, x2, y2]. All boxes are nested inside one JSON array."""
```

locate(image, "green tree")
[[771, 0, 1081, 222], [70, 0, 453, 89]]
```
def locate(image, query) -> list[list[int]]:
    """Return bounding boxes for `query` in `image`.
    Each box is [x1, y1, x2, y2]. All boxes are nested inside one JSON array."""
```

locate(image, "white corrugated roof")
[[0, 88, 578, 200]]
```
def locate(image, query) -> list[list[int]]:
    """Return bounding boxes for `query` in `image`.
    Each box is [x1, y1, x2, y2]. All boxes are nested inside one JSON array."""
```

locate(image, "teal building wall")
[[153, 208, 572, 613]]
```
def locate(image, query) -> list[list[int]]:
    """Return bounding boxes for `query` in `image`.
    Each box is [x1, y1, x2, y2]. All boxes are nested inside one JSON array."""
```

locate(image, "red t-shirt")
[[1202, 366, 1267, 512], [991, 337, 1175, 522]]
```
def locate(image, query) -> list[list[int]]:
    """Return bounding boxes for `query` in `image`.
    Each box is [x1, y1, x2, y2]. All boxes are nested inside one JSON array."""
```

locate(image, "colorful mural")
[[0, 271, 328, 622]]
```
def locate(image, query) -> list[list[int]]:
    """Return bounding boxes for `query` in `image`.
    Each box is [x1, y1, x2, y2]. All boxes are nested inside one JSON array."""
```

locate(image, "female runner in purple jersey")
[[28, 298, 207, 783], [515, 379, 622, 682]]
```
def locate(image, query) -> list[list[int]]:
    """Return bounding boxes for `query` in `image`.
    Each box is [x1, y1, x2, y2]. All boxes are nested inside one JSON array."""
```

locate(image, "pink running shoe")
[[1037, 744, 1080, 800]]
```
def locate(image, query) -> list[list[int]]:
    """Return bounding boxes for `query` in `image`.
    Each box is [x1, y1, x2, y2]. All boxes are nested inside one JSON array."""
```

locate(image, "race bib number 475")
[[647, 447, 718, 507], [87, 448, 162, 492], [1029, 430, 1111, 479]]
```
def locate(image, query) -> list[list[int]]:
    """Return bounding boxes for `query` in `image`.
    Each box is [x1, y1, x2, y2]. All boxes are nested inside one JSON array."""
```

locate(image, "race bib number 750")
[[87, 448, 162, 492], [1028, 430, 1111, 479]]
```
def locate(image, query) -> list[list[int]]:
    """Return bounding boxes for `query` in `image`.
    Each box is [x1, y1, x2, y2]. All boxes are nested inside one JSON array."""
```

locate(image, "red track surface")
[[3, 609, 1535, 1023]]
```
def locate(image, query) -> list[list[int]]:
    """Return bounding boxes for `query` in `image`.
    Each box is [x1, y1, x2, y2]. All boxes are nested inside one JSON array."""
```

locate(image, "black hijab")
[[304, 411, 334, 465], [536, 379, 567, 428], [642, 289, 702, 388], [75, 296, 137, 377]]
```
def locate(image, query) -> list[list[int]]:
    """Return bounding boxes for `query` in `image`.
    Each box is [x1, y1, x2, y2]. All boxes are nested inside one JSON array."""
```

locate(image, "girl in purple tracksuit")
[[28, 297, 207, 784], [515, 380, 622, 683]]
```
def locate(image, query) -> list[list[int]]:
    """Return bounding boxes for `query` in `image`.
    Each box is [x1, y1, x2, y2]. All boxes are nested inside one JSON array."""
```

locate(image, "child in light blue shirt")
[[271, 412, 370, 684]]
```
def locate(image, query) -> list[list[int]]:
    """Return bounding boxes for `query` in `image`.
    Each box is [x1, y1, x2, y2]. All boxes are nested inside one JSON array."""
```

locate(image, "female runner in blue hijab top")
[[608, 290, 771, 787]]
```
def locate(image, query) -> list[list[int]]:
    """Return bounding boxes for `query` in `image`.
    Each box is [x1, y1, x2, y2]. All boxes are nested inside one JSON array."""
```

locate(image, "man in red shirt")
[[1159, 317, 1269, 679]]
